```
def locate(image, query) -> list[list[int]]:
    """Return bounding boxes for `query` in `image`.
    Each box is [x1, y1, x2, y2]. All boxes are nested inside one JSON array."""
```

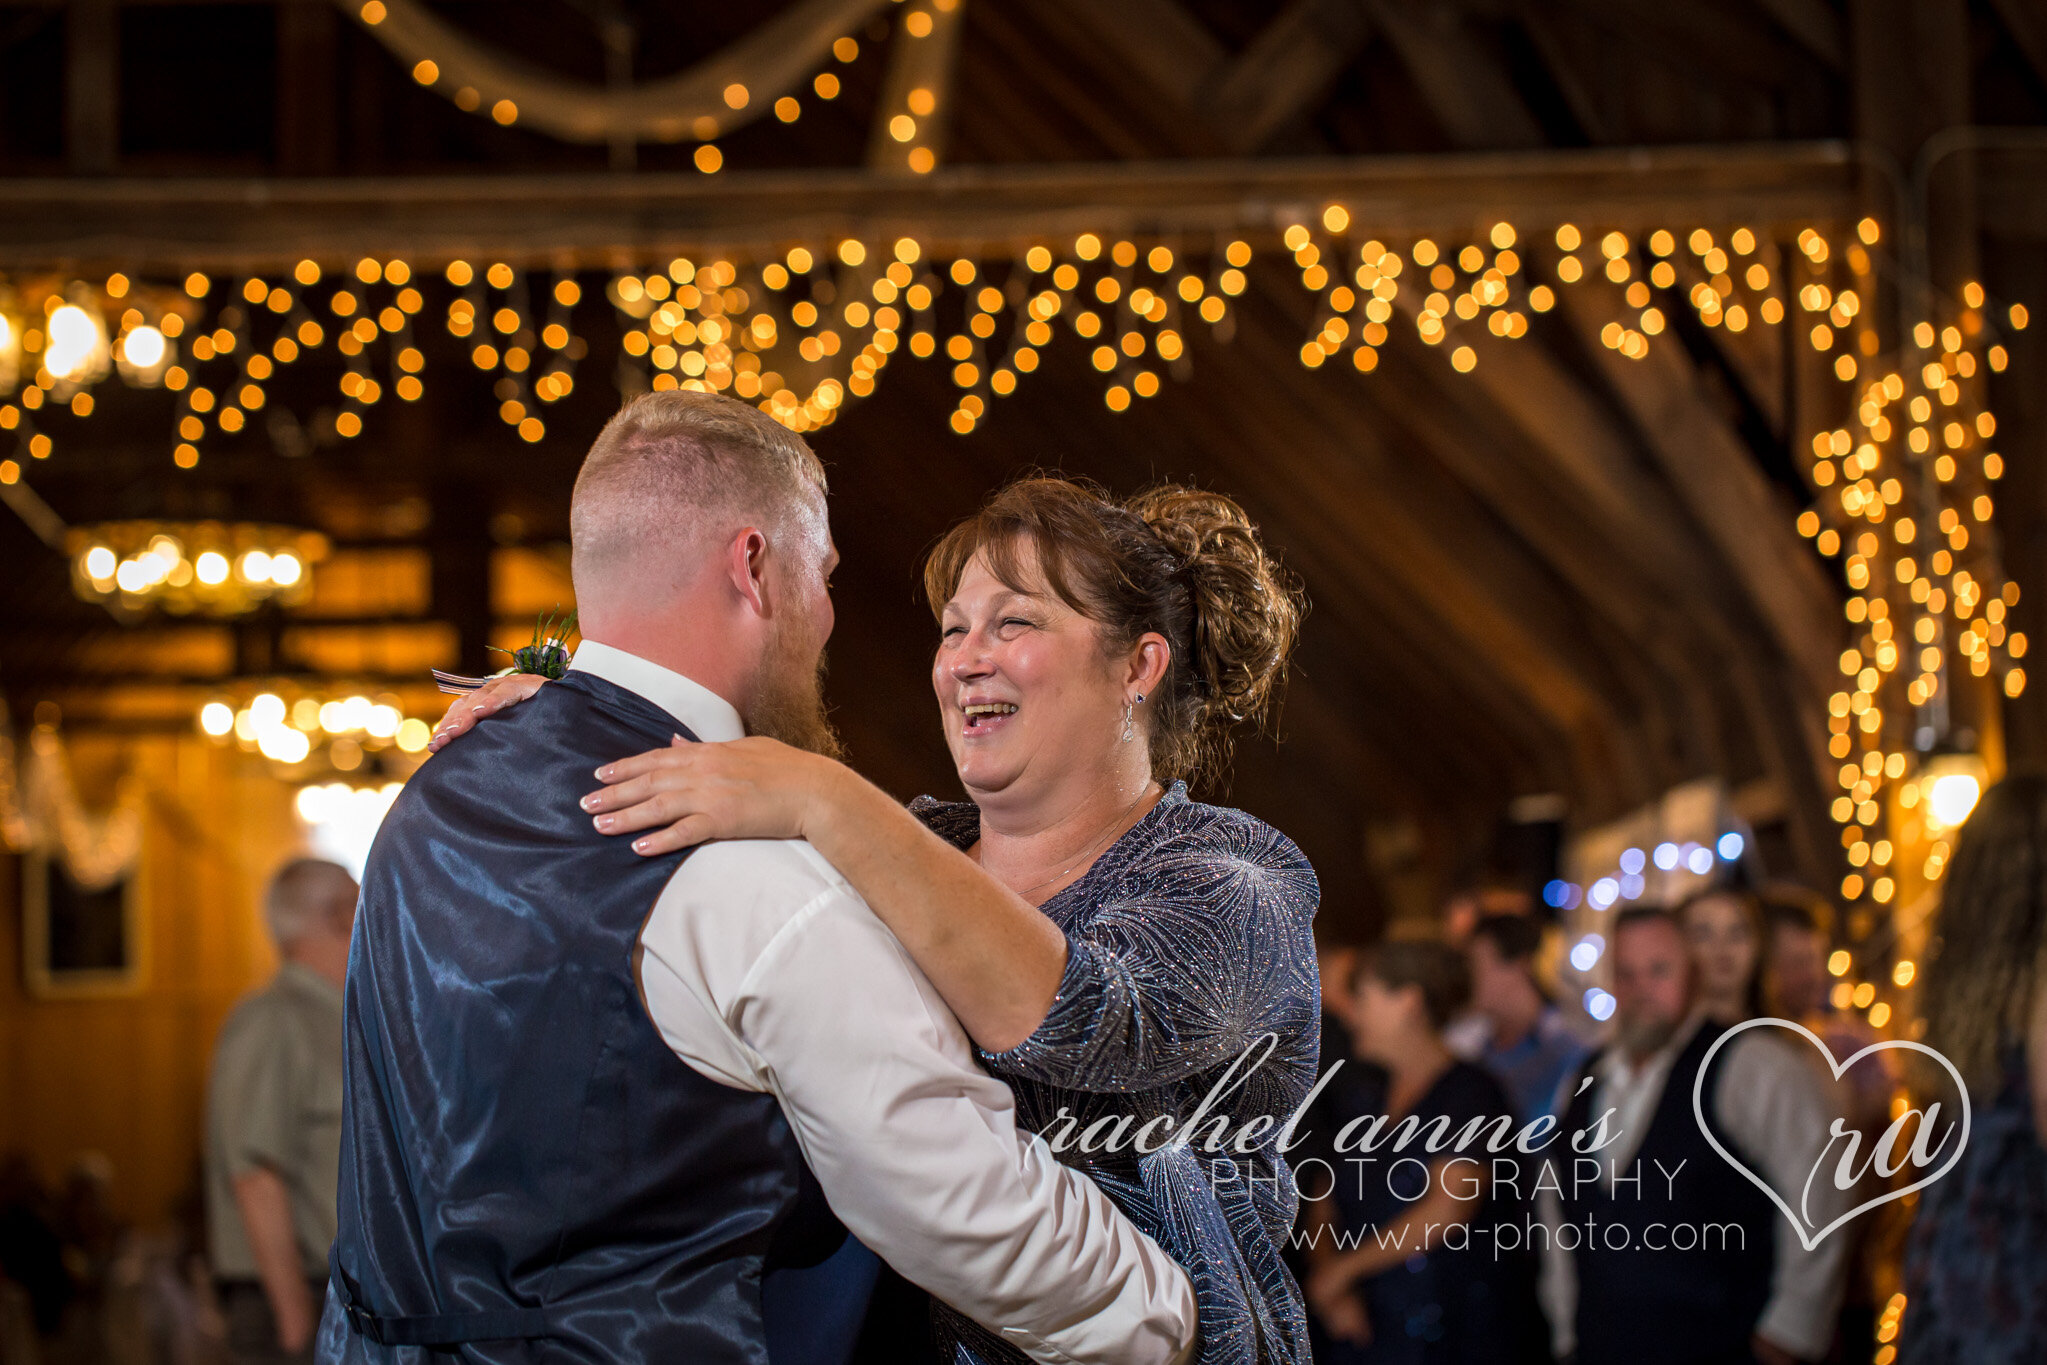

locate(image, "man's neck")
[[1487, 985, 1546, 1051], [1619, 1010, 1701, 1071], [284, 940, 348, 989], [579, 624, 750, 720]]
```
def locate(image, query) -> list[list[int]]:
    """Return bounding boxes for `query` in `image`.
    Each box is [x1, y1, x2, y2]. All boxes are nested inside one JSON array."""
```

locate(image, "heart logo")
[[1690, 1017, 1971, 1251]]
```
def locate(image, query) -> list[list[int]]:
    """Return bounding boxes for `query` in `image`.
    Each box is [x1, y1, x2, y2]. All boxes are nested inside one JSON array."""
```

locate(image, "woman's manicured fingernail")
[[579, 793, 600, 811], [595, 815, 616, 832], [595, 764, 614, 780], [633, 838, 651, 853]]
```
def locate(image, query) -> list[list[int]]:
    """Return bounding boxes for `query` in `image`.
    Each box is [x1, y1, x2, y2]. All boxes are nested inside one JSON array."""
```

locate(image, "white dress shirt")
[[1538, 1013, 1851, 1361], [570, 642, 1197, 1365]]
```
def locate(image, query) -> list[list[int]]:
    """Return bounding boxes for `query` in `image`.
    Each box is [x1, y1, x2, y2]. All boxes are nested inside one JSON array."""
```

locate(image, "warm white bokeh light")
[[45, 304, 107, 380], [121, 325, 167, 369]]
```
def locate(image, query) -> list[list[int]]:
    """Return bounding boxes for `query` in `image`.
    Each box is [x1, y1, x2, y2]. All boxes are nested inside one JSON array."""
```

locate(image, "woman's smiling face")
[[932, 542, 1132, 805]]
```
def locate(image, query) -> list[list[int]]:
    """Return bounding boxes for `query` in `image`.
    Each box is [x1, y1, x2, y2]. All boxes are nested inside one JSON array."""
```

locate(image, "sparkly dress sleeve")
[[911, 793, 1325, 1365], [979, 810, 1320, 1095]]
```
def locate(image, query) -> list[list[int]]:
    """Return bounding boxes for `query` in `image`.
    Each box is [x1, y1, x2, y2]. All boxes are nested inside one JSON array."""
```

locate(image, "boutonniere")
[[433, 606, 578, 695]]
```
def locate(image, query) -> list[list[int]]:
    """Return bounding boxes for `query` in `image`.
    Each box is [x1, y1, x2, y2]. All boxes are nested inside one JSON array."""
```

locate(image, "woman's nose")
[[948, 633, 994, 679]]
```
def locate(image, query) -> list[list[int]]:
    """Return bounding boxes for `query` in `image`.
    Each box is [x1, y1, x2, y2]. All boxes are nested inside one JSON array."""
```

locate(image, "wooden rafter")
[[0, 144, 1864, 270], [1554, 279, 1840, 714]]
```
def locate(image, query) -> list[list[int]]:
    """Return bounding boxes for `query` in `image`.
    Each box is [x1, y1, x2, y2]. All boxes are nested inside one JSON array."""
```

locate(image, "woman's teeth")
[[963, 703, 1017, 728]]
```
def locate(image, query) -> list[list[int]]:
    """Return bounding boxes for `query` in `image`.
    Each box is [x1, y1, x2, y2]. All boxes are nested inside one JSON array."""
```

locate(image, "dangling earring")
[[1121, 701, 1135, 743]]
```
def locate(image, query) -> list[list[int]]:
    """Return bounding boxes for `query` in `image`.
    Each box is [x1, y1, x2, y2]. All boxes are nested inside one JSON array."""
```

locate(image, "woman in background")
[[1302, 939, 1547, 1365], [1676, 886, 1768, 1025], [1901, 775, 2047, 1363]]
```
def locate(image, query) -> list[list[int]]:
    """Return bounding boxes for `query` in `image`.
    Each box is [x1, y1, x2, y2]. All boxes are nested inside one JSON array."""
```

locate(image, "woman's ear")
[[1126, 632, 1172, 698]]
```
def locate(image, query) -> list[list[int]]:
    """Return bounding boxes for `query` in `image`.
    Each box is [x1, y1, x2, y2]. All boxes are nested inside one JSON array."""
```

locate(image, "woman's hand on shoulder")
[[428, 674, 549, 751], [582, 735, 837, 854]]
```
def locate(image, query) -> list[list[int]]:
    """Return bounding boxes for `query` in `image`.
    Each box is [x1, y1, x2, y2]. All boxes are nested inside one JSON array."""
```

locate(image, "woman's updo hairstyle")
[[922, 475, 1305, 785]]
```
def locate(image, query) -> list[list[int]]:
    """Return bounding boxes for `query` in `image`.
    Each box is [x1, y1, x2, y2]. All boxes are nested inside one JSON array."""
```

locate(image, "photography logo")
[[1691, 1018, 1971, 1250]]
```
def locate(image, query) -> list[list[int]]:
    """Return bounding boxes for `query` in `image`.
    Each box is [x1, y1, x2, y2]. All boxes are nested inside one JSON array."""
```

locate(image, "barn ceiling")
[[3, 0, 2046, 927]]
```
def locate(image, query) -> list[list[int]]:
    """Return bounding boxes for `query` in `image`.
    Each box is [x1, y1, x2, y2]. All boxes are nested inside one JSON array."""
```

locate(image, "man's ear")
[[725, 527, 771, 617]]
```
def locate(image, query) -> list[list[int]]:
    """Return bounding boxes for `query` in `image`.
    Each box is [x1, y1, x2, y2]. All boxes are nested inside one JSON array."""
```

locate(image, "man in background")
[[1462, 913, 1583, 1121], [1759, 891, 1833, 1023], [1546, 907, 1848, 1365], [205, 859, 355, 1364]]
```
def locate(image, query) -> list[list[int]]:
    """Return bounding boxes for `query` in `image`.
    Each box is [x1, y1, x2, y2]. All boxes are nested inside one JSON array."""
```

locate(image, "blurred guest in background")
[[1548, 907, 1847, 1365], [1902, 775, 2047, 1363], [1756, 888, 1891, 1364], [1440, 874, 1535, 948], [0, 1153, 70, 1341], [1677, 887, 1768, 1024], [204, 859, 355, 1364], [1759, 890, 1835, 1024], [1289, 919, 1382, 1313], [1304, 939, 1547, 1365], [1460, 914, 1584, 1122], [1315, 919, 1371, 1059]]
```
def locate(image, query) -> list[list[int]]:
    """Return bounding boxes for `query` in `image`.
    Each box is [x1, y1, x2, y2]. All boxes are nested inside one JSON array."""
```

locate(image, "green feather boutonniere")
[[431, 605, 579, 694], [496, 605, 579, 679]]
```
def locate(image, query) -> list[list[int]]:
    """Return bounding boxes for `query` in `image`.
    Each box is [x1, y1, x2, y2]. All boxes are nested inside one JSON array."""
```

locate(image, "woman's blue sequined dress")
[[912, 782, 1322, 1365]]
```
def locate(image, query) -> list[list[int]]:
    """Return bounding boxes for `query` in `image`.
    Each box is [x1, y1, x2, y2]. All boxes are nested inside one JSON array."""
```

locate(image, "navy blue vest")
[[1557, 1022, 1776, 1365], [321, 671, 844, 1364]]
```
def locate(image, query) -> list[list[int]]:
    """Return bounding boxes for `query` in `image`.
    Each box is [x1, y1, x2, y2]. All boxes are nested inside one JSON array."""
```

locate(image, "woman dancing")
[[438, 476, 1323, 1365]]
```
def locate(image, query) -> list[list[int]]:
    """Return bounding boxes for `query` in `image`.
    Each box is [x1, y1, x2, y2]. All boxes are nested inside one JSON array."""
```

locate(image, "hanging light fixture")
[[0, 305, 19, 395], [70, 520, 326, 616], [1912, 750, 1988, 834], [198, 685, 436, 776], [114, 321, 172, 386], [43, 298, 110, 388]]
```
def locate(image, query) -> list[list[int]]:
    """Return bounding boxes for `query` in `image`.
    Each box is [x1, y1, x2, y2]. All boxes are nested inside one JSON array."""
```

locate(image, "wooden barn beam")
[[1509, 3, 1612, 143], [0, 144, 1864, 270], [1206, 0, 1377, 152], [866, 0, 968, 176], [65, 0, 118, 176], [1551, 276, 1845, 887], [1040, 0, 1376, 155], [1411, 316, 1850, 887], [1033, 0, 1225, 114], [967, 4, 1187, 159], [1367, 0, 1545, 149], [1306, 341, 1688, 810], [1564, 0, 1821, 90], [1360, 338, 1730, 786], [1752, 0, 1848, 72], [1371, 17, 1845, 877], [1556, 281, 1839, 708], [1219, 288, 1636, 811], [1126, 315, 1579, 798], [1988, 0, 2047, 93]]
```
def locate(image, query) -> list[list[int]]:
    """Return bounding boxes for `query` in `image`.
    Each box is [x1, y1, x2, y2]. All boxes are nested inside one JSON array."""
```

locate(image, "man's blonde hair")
[[570, 391, 827, 596]]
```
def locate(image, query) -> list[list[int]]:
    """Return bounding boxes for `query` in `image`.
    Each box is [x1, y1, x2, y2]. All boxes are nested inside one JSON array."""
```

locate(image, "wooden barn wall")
[[0, 735, 298, 1228]]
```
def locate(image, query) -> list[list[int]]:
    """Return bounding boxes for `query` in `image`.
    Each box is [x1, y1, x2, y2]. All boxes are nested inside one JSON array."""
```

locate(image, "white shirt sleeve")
[[636, 837, 1197, 1365], [1534, 1185, 1577, 1361], [1713, 1032, 1851, 1361]]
